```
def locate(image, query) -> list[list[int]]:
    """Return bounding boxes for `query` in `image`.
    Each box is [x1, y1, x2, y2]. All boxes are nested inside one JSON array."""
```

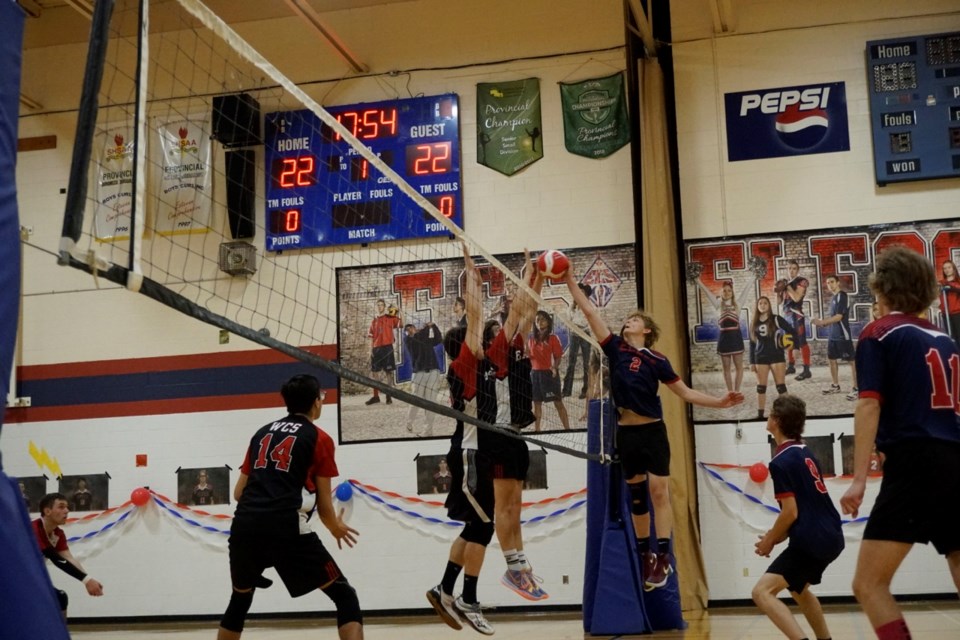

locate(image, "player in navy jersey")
[[753, 394, 844, 640], [778, 260, 813, 381], [812, 275, 858, 397], [219, 375, 362, 640], [563, 271, 743, 590], [840, 247, 960, 640], [750, 296, 794, 420], [426, 242, 496, 635]]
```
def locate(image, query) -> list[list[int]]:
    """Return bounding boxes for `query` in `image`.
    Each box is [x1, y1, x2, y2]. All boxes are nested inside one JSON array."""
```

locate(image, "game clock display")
[[866, 31, 960, 185], [264, 93, 462, 251]]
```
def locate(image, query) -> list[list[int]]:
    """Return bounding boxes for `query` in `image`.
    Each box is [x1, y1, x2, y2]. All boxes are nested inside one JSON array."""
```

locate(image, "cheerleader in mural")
[[696, 274, 756, 393], [750, 296, 794, 420]]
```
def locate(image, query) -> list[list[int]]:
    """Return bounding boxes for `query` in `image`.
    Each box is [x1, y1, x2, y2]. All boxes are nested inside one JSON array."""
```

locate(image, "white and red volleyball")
[[537, 249, 570, 281]]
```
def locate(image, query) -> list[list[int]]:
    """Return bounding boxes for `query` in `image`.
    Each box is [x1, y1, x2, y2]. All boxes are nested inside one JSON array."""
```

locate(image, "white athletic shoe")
[[821, 384, 842, 395], [426, 585, 462, 630], [846, 387, 859, 401], [454, 596, 495, 635]]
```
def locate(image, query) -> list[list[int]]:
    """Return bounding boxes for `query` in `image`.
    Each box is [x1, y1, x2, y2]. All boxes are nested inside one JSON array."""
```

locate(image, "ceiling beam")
[[63, 0, 94, 21], [19, 94, 43, 111], [625, 0, 657, 57], [16, 0, 42, 18], [284, 0, 368, 74]]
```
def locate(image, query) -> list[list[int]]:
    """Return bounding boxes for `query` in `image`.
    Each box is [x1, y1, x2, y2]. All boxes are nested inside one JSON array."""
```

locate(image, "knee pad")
[[459, 520, 495, 546], [323, 576, 363, 628], [756, 385, 767, 395], [776, 384, 787, 395], [220, 589, 254, 633], [55, 589, 68, 612], [628, 480, 649, 516]]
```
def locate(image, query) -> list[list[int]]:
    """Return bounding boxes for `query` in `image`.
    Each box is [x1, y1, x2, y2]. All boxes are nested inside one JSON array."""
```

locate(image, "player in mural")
[[366, 299, 402, 406], [529, 310, 571, 432], [840, 247, 960, 640], [938, 259, 960, 341], [562, 271, 743, 590], [695, 274, 755, 393], [811, 275, 858, 398], [752, 394, 844, 640], [402, 320, 444, 436], [750, 296, 794, 420], [776, 260, 812, 381], [192, 469, 216, 506]]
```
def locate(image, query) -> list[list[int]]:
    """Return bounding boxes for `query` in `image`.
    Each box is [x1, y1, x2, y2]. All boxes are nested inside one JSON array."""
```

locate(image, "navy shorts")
[[864, 439, 960, 555], [616, 421, 670, 478], [531, 369, 560, 402], [767, 545, 839, 593], [371, 345, 396, 372], [229, 532, 343, 598]]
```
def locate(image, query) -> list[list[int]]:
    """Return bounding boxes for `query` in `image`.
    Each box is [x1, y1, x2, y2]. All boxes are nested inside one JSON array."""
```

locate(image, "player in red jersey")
[[528, 310, 570, 432], [841, 247, 960, 640], [366, 299, 402, 406], [219, 375, 362, 640], [938, 259, 960, 341], [563, 271, 743, 590], [33, 492, 104, 616]]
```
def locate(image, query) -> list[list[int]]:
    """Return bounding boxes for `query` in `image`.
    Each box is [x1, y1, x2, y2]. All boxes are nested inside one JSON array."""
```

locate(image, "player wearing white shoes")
[[811, 275, 857, 397], [403, 321, 443, 436]]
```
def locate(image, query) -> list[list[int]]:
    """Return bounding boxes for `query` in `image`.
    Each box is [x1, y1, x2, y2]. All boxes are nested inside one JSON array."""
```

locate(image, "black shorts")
[[508, 359, 535, 428], [371, 345, 396, 372], [616, 422, 670, 478], [767, 545, 838, 593], [445, 447, 494, 523], [864, 439, 960, 555], [827, 339, 855, 361], [531, 369, 560, 402], [754, 349, 786, 366], [228, 532, 343, 598], [486, 430, 530, 481]]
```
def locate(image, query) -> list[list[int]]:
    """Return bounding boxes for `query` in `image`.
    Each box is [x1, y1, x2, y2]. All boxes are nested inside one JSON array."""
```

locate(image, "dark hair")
[[751, 296, 776, 338], [39, 492, 67, 514], [770, 394, 806, 439], [578, 283, 593, 297], [281, 374, 322, 414], [454, 296, 465, 309], [787, 259, 799, 268], [532, 310, 554, 342], [404, 323, 415, 331], [483, 319, 501, 348], [869, 246, 939, 314], [443, 326, 467, 360]]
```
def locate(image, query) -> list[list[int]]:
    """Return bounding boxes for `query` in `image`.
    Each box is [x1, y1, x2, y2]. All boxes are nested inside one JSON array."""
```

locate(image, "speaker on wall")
[[225, 149, 256, 240], [212, 93, 261, 148]]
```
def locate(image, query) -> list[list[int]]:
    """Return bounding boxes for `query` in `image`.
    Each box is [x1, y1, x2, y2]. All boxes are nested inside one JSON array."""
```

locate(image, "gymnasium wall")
[[674, 9, 960, 600], [3, 0, 628, 619]]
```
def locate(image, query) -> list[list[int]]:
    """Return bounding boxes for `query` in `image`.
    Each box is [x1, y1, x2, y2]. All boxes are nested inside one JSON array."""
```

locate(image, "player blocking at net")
[[563, 271, 744, 590]]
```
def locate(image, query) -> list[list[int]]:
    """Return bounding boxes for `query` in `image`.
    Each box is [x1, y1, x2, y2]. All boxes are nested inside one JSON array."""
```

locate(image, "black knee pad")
[[55, 589, 68, 612], [459, 520, 495, 546], [776, 384, 787, 395], [628, 480, 649, 516], [323, 576, 363, 628], [220, 589, 254, 633], [756, 385, 767, 395]]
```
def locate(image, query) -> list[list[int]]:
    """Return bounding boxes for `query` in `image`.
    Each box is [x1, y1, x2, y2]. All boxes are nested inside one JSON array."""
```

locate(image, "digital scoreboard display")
[[264, 93, 461, 251], [866, 31, 960, 185]]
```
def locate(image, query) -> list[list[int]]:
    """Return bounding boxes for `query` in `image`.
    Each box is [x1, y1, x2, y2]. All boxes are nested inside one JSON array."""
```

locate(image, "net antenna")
[[59, 0, 611, 463]]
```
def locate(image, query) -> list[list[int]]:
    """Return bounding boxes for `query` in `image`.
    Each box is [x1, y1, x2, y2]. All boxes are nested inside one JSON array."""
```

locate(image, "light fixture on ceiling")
[[63, 0, 94, 21], [19, 94, 43, 111], [284, 0, 368, 74]]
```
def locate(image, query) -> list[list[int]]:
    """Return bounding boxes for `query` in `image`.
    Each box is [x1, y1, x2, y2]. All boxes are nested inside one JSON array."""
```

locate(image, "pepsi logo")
[[775, 104, 829, 150]]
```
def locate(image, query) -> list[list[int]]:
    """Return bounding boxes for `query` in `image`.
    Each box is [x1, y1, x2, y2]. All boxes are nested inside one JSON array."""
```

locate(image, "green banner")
[[476, 78, 543, 176], [560, 72, 630, 159]]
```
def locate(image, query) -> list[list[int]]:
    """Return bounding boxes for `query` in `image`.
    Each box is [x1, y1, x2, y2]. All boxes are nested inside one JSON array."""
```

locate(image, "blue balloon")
[[335, 482, 353, 502]]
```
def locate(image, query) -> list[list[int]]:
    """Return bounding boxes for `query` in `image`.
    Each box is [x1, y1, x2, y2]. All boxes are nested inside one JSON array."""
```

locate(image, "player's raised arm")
[[563, 270, 609, 343], [462, 241, 483, 357]]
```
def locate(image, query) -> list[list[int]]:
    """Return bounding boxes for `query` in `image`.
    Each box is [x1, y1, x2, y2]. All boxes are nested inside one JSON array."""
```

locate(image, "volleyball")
[[775, 328, 794, 350], [537, 250, 570, 281]]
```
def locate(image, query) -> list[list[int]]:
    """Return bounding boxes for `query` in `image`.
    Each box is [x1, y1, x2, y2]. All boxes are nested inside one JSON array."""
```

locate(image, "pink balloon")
[[749, 462, 769, 483], [130, 487, 151, 507]]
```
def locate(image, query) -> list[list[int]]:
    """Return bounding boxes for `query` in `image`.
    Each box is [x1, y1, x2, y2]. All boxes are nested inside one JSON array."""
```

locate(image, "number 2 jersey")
[[233, 414, 338, 538], [857, 312, 960, 449], [600, 334, 680, 420]]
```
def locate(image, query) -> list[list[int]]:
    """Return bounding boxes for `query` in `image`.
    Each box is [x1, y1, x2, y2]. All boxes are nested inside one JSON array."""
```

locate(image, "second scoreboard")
[[264, 93, 462, 251]]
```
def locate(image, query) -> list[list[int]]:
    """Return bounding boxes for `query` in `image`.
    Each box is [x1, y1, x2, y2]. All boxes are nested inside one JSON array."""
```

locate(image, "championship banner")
[[153, 114, 212, 235], [560, 72, 630, 158], [93, 122, 135, 242], [476, 78, 543, 176]]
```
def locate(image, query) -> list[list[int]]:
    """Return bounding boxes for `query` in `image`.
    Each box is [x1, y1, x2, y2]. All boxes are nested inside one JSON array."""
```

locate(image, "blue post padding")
[[0, 474, 71, 639], [583, 399, 686, 634]]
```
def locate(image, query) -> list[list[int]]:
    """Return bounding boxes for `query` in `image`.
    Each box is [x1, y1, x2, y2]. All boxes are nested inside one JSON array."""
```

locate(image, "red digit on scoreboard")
[[438, 195, 453, 218], [279, 158, 297, 188], [284, 209, 300, 233], [296, 156, 314, 186]]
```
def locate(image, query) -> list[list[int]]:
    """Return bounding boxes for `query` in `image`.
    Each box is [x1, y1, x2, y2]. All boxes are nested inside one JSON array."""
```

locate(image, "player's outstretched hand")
[[331, 508, 360, 549], [754, 534, 773, 558], [85, 578, 104, 596], [719, 391, 744, 407], [840, 481, 865, 518]]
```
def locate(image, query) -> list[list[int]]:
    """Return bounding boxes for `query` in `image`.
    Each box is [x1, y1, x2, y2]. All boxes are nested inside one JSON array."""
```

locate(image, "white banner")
[[93, 123, 135, 242], [153, 114, 212, 235]]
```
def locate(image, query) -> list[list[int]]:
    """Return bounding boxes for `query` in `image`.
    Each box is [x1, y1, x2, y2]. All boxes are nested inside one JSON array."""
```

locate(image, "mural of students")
[[696, 274, 755, 393], [777, 260, 812, 381], [811, 275, 858, 399], [750, 296, 794, 420], [938, 259, 960, 340]]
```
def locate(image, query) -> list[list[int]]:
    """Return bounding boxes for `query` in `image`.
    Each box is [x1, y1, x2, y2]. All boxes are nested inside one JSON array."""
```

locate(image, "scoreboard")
[[866, 31, 960, 186], [264, 93, 461, 251]]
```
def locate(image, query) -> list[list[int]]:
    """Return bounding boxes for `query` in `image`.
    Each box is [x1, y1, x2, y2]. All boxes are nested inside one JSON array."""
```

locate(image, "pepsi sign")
[[724, 82, 849, 162]]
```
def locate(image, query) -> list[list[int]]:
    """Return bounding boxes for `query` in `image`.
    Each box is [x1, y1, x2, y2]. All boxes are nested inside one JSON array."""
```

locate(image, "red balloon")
[[749, 462, 769, 483], [130, 487, 151, 507]]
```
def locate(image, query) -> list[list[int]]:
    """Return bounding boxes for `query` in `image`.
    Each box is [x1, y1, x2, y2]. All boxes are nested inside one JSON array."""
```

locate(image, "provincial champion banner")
[[476, 78, 543, 176], [560, 72, 630, 158], [93, 122, 135, 242], [153, 114, 212, 235]]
